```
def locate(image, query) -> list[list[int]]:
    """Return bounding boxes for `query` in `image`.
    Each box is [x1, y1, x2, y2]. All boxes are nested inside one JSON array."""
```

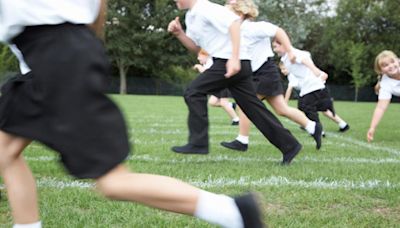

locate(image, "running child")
[[280, 63, 350, 133], [0, 1, 264, 227], [168, 0, 302, 165], [272, 40, 337, 140], [220, 0, 322, 152]]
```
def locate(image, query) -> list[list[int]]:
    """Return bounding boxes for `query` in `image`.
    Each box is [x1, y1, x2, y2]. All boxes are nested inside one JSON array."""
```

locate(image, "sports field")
[[1, 95, 399, 227]]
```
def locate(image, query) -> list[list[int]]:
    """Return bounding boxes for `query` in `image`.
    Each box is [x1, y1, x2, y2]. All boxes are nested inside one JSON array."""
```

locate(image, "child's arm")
[[89, 0, 107, 39], [284, 85, 293, 104], [274, 28, 295, 63], [225, 20, 241, 78], [168, 17, 200, 53], [367, 99, 390, 142], [301, 58, 328, 81]]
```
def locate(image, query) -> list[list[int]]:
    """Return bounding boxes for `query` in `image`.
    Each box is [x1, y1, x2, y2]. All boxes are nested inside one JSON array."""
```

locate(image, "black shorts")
[[252, 59, 284, 97], [0, 23, 130, 179], [298, 88, 335, 115]]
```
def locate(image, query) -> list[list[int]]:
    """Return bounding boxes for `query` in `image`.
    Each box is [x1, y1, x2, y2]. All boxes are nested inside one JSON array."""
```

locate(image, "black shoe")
[[322, 131, 326, 138], [311, 122, 322, 150], [220, 140, 248, 151], [281, 143, 302, 165], [232, 102, 237, 110], [234, 192, 265, 228], [171, 144, 209, 155], [339, 124, 350, 132], [231, 120, 239, 126]]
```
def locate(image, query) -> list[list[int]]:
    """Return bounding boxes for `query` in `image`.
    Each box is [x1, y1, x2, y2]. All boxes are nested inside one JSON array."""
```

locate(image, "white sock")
[[195, 190, 244, 228], [232, 117, 239, 122], [13, 221, 42, 228], [305, 121, 316, 134], [236, 135, 249, 144], [339, 121, 347, 128]]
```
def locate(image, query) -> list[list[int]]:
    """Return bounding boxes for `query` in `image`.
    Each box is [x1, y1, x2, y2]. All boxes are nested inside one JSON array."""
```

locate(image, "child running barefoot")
[[0, 1, 264, 227], [367, 50, 400, 142], [193, 49, 240, 125], [280, 63, 350, 134], [221, 0, 322, 152], [168, 0, 302, 165]]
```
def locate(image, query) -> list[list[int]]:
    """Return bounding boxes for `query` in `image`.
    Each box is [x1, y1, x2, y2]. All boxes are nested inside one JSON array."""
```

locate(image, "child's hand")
[[225, 58, 240, 78], [367, 128, 375, 142], [167, 17, 183, 36], [319, 71, 328, 82]]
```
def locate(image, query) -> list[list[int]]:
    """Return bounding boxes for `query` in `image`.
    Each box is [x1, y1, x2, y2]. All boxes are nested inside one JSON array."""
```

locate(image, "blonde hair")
[[227, 0, 259, 20], [374, 50, 398, 75]]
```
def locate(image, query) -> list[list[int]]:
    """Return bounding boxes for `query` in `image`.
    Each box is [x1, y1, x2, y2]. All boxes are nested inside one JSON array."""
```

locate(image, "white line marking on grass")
[[328, 133, 400, 156], [2, 176, 398, 190], [190, 176, 400, 190], [281, 119, 400, 156], [24, 154, 400, 164]]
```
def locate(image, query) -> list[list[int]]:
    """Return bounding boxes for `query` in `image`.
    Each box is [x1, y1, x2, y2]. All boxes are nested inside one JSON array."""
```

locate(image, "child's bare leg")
[[219, 98, 239, 121], [95, 165, 257, 228], [208, 95, 221, 107], [96, 165, 199, 214], [266, 95, 309, 126], [237, 106, 251, 137], [322, 110, 340, 123], [0, 131, 36, 224]]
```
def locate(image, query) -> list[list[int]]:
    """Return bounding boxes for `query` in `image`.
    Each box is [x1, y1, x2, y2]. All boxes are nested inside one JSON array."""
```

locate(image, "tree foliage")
[[308, 0, 400, 85], [105, 0, 195, 93]]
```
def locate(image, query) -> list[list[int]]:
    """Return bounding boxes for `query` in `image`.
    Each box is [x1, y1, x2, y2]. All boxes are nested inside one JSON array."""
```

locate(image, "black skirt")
[[252, 59, 284, 97], [0, 23, 130, 179]]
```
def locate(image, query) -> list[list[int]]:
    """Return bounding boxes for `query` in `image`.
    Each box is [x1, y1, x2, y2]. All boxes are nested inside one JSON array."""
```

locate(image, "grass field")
[[1, 95, 399, 227]]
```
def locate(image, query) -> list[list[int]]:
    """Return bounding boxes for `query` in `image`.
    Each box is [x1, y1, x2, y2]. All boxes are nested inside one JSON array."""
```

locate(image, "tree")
[[256, 0, 329, 46], [106, 0, 193, 94], [312, 0, 400, 85], [347, 42, 368, 101]]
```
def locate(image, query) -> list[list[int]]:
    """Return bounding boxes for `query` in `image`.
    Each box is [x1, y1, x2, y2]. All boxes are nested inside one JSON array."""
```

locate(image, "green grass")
[[1, 95, 399, 227]]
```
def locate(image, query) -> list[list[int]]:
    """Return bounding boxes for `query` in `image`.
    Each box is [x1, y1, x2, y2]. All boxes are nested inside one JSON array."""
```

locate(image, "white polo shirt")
[[0, 0, 101, 43], [185, 0, 249, 60], [287, 73, 300, 90], [281, 48, 325, 97], [378, 74, 400, 100], [240, 20, 278, 71]]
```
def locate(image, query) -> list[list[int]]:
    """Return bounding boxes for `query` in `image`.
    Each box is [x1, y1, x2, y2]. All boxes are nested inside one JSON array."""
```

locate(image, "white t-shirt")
[[240, 20, 278, 71], [185, 0, 249, 60], [287, 73, 300, 90], [378, 74, 400, 100], [281, 48, 325, 97], [0, 0, 101, 43]]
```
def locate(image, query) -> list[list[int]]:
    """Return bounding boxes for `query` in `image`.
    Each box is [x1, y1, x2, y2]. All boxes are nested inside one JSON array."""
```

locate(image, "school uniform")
[[0, 0, 129, 179], [173, 0, 301, 160], [241, 20, 283, 97], [378, 74, 400, 100], [281, 48, 334, 123], [203, 58, 232, 98]]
